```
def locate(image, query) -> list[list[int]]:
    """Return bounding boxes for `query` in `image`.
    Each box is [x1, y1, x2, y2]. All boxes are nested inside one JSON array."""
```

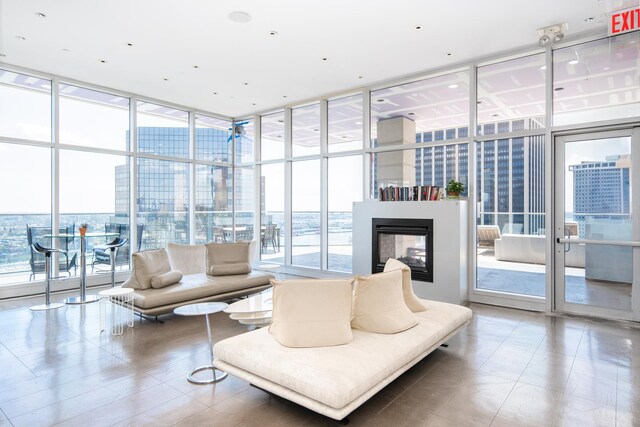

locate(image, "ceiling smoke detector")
[[537, 23, 568, 47]]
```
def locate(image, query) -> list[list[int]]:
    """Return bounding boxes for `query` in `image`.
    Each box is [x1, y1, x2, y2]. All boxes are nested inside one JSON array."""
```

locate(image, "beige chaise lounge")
[[213, 299, 472, 421], [123, 242, 274, 316]]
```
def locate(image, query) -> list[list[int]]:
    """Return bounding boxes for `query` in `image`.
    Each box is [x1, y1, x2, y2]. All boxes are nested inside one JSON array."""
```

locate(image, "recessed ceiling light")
[[61, 48, 70, 52], [276, 135, 282, 138], [283, 95, 287, 98], [554, 87, 564, 91], [99, 59, 107, 63], [477, 101, 482, 104], [376, 99, 385, 103], [446, 52, 452, 57], [243, 82, 248, 85], [492, 114, 499, 117], [408, 112, 416, 116], [415, 25, 422, 30], [448, 84, 458, 89], [127, 43, 134, 47], [313, 129, 319, 132], [322, 57, 327, 61], [229, 11, 251, 23], [0, 53, 5, 57], [35, 12, 46, 18], [358, 76, 363, 79], [277, 119, 284, 123], [584, 17, 595, 23], [193, 65, 199, 69], [269, 31, 278, 36], [252, 103, 256, 106], [213, 92, 218, 95], [341, 136, 348, 138], [163, 78, 169, 81], [16, 35, 26, 40]]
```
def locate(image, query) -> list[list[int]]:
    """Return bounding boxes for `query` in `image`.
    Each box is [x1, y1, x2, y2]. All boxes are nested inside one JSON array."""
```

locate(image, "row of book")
[[378, 185, 442, 201]]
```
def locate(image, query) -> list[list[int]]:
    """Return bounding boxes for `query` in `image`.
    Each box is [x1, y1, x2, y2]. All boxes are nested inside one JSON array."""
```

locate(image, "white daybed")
[[213, 299, 472, 421]]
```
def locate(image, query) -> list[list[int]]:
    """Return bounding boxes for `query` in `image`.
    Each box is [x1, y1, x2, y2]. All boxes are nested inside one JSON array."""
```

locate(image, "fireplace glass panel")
[[378, 234, 427, 270]]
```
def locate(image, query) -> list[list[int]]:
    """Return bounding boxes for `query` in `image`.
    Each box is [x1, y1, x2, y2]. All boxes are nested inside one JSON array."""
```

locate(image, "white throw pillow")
[[122, 248, 171, 290], [205, 242, 251, 276], [383, 258, 427, 312], [269, 278, 355, 348], [150, 269, 183, 289], [351, 269, 418, 334]]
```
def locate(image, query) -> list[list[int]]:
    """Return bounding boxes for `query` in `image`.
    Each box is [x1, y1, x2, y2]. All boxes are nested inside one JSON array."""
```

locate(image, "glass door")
[[554, 129, 640, 321]]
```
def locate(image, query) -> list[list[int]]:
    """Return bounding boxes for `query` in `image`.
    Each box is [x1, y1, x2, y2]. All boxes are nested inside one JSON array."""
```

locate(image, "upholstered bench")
[[213, 298, 472, 420]]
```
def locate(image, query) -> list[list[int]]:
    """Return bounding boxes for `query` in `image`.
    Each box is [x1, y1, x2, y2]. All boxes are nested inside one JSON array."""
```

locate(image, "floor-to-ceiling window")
[[475, 53, 547, 300]]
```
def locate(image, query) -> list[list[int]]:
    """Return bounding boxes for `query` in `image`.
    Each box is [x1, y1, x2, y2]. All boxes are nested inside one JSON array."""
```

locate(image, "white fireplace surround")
[[353, 200, 468, 304]]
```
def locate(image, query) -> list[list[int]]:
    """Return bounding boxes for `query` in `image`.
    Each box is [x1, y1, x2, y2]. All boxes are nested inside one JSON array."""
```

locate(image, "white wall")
[[353, 200, 468, 304]]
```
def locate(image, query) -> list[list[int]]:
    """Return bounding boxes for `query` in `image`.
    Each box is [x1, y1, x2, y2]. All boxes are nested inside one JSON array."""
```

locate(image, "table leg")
[[186, 313, 228, 384], [65, 235, 99, 304]]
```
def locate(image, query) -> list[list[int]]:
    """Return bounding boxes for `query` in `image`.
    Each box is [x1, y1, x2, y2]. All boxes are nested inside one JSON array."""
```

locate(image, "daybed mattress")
[[213, 299, 472, 420]]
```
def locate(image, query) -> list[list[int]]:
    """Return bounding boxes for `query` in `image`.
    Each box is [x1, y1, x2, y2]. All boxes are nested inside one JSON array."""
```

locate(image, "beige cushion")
[[150, 269, 183, 289], [122, 249, 171, 290], [383, 258, 427, 312], [205, 242, 251, 276], [351, 270, 418, 334], [269, 278, 355, 348], [166, 243, 206, 275]]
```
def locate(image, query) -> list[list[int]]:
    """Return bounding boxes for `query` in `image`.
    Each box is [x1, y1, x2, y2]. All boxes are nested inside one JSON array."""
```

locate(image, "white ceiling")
[[0, 0, 632, 118]]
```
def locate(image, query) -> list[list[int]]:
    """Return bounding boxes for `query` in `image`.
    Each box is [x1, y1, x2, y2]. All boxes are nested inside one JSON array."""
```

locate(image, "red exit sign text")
[[609, 7, 640, 35]]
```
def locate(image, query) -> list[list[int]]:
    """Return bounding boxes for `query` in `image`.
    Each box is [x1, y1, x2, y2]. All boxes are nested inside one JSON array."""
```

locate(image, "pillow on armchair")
[[205, 242, 251, 276], [122, 248, 172, 290]]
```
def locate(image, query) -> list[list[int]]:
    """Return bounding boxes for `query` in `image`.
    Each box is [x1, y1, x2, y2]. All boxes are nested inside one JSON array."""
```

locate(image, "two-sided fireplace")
[[371, 218, 434, 282]]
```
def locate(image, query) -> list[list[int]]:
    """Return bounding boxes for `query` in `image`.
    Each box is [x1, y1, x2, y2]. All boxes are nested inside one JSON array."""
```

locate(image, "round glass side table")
[[174, 302, 229, 384]]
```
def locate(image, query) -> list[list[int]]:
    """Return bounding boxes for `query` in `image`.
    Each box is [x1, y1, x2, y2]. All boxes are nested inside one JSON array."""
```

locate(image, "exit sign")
[[609, 7, 640, 35]]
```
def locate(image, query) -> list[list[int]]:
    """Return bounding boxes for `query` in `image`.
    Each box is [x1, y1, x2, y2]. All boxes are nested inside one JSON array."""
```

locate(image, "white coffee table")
[[224, 289, 273, 327], [174, 302, 229, 384]]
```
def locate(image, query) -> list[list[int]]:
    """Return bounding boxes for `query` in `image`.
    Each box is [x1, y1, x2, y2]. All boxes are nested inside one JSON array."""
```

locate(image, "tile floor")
[[0, 288, 639, 426]]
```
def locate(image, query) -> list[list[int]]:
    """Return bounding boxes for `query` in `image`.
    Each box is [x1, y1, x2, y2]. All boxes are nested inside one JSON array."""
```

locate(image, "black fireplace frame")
[[371, 218, 434, 282]]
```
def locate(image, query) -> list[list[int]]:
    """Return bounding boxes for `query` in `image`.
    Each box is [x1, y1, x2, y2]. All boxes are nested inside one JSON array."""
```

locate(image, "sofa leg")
[[339, 417, 350, 425], [440, 343, 449, 348], [136, 312, 165, 324]]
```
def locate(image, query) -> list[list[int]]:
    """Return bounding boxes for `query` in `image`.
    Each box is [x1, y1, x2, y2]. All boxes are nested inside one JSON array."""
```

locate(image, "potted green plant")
[[79, 222, 89, 236], [445, 179, 464, 199]]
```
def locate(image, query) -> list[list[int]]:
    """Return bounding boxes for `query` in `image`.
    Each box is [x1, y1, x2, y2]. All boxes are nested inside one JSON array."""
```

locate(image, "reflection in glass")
[[370, 71, 469, 146], [0, 69, 51, 142], [0, 143, 51, 282], [261, 111, 284, 160], [234, 167, 254, 241], [60, 84, 129, 150], [328, 156, 362, 272], [292, 160, 320, 268], [260, 163, 284, 263], [195, 114, 232, 163], [59, 150, 131, 270], [563, 136, 632, 310], [554, 32, 640, 126], [195, 165, 231, 244], [235, 119, 254, 164], [137, 101, 189, 158], [329, 94, 363, 153], [477, 54, 546, 130], [292, 104, 320, 157], [137, 158, 189, 249]]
